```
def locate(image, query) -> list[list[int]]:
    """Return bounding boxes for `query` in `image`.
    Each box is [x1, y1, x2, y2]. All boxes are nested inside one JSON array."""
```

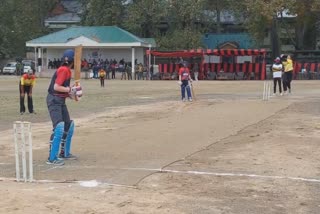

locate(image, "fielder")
[[46, 49, 82, 166], [98, 68, 106, 87], [178, 61, 193, 102], [19, 69, 36, 114]]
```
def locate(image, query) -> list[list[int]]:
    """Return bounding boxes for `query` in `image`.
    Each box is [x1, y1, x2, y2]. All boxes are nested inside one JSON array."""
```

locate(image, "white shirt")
[[272, 63, 283, 78]]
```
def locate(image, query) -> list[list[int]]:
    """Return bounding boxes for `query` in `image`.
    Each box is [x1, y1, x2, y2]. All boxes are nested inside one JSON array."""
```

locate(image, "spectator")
[[126, 64, 132, 80], [193, 62, 199, 81], [138, 63, 144, 80], [150, 64, 154, 80], [48, 60, 53, 69], [92, 64, 99, 79]]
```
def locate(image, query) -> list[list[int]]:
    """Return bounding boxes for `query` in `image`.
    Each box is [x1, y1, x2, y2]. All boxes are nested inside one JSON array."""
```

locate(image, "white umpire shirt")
[[272, 63, 283, 78]]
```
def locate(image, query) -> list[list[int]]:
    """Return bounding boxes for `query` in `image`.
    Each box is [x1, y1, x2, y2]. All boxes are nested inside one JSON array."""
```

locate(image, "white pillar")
[[38, 48, 42, 73], [41, 48, 44, 70], [148, 44, 151, 80], [131, 47, 135, 78], [34, 48, 37, 72]]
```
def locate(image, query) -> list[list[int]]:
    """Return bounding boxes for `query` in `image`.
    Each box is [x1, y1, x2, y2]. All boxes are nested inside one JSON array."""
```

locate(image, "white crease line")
[[0, 177, 136, 188], [38, 165, 118, 170], [121, 167, 320, 183], [137, 97, 152, 99]]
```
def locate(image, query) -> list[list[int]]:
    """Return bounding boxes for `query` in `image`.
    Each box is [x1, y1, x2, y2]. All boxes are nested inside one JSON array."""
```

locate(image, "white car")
[[2, 62, 17, 75], [23, 65, 32, 73], [22, 60, 35, 74]]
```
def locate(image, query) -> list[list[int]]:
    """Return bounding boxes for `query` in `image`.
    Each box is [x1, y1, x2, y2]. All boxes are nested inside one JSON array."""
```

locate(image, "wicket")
[[13, 121, 33, 182], [262, 80, 271, 101]]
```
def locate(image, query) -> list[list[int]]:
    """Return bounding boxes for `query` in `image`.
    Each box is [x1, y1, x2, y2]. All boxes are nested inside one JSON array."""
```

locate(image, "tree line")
[[0, 0, 319, 59]]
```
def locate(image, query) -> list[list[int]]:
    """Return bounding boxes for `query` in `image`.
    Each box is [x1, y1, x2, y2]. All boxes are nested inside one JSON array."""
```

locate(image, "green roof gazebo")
[[26, 26, 156, 74]]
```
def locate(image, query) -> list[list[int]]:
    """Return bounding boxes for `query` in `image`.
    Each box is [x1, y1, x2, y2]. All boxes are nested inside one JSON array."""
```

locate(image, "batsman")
[[178, 61, 193, 102], [46, 49, 82, 166]]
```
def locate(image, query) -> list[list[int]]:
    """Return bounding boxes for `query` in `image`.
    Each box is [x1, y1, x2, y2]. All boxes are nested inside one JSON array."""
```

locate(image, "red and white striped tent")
[[203, 49, 267, 80], [204, 49, 266, 56], [147, 49, 267, 80]]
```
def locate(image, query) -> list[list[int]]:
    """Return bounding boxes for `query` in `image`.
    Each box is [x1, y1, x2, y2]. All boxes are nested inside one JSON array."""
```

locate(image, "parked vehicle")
[[22, 60, 35, 74], [2, 62, 17, 75]]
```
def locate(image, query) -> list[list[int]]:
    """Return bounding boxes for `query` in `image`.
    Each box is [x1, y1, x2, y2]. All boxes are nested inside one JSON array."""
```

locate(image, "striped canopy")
[[204, 49, 266, 56], [148, 49, 266, 57], [147, 50, 203, 57]]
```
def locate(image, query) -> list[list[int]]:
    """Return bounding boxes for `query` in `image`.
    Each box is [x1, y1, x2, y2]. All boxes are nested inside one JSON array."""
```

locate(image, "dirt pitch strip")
[[0, 77, 320, 214]]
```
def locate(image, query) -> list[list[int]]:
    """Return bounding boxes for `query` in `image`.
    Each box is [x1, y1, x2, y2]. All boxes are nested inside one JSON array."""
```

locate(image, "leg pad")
[[49, 122, 64, 161], [60, 121, 74, 157]]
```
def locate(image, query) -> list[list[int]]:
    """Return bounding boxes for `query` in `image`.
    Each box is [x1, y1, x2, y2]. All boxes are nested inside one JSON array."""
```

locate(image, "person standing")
[[193, 62, 199, 81], [19, 69, 36, 115], [111, 63, 116, 79], [282, 54, 294, 94], [272, 57, 283, 96], [178, 61, 193, 102], [46, 49, 82, 166], [98, 68, 106, 87], [120, 65, 127, 80], [126, 63, 132, 80], [105, 63, 110, 80], [92, 63, 99, 79], [138, 63, 144, 80], [150, 64, 154, 80], [16, 62, 23, 76]]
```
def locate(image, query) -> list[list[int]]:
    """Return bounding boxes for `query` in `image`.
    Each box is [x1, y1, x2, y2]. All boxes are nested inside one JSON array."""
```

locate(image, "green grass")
[[0, 77, 180, 131]]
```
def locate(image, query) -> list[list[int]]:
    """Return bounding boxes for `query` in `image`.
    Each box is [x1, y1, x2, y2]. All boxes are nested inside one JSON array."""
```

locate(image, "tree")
[[168, 0, 205, 30], [0, 1, 15, 58], [157, 28, 204, 50], [155, 0, 206, 50], [204, 0, 236, 33], [0, 0, 55, 59], [289, 0, 320, 50], [123, 0, 168, 38], [241, 0, 320, 52], [124, 0, 206, 49], [80, 0, 125, 26]]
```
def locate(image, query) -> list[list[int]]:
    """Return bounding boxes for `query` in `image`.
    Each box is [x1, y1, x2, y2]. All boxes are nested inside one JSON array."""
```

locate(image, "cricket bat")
[[190, 82, 196, 101], [74, 45, 83, 84], [74, 45, 83, 101]]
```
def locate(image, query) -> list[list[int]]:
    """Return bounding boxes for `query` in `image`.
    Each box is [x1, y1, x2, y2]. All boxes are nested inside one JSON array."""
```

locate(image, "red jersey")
[[48, 66, 72, 97], [55, 66, 72, 85], [179, 67, 190, 81]]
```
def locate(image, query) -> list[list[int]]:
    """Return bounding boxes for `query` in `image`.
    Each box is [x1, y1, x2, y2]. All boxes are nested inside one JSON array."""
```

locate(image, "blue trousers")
[[181, 81, 191, 99]]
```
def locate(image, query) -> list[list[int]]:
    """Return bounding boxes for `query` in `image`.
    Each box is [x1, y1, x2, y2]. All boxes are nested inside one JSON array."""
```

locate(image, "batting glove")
[[69, 85, 83, 99]]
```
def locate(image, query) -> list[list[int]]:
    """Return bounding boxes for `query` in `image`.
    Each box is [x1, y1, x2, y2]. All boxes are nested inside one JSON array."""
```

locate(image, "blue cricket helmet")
[[63, 49, 75, 62], [182, 61, 188, 67]]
